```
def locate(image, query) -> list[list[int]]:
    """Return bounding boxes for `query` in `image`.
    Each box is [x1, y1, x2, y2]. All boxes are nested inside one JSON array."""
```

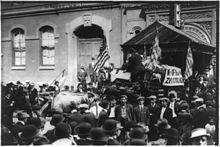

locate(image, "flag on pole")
[[185, 42, 193, 79], [94, 39, 110, 73], [150, 29, 161, 62]]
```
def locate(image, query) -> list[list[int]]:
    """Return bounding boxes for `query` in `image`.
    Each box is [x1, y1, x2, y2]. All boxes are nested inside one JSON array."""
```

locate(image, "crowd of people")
[[1, 48, 217, 145], [1, 68, 217, 145]]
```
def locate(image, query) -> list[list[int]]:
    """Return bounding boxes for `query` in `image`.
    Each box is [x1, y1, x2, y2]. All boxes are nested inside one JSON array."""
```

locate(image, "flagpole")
[[49, 69, 65, 87]]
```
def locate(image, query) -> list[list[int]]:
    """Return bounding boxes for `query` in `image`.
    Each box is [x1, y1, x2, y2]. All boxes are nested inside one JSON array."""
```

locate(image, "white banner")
[[111, 69, 131, 82], [162, 66, 184, 86]]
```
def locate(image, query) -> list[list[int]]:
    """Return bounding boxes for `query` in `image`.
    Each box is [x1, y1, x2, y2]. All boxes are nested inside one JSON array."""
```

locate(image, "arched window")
[[39, 26, 55, 65], [11, 28, 26, 66]]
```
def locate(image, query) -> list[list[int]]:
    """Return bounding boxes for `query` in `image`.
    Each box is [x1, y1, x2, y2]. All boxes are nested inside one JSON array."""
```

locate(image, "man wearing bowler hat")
[[13, 112, 29, 143], [123, 127, 147, 145], [18, 125, 39, 145], [74, 122, 92, 145], [90, 128, 108, 145], [103, 119, 122, 145]]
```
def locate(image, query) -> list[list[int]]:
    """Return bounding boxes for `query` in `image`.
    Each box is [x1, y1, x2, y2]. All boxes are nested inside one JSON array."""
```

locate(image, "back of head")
[[55, 122, 71, 139], [26, 117, 42, 129]]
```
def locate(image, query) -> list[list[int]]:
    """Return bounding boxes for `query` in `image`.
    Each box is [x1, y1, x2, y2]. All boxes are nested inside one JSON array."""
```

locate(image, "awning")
[[121, 21, 215, 54]]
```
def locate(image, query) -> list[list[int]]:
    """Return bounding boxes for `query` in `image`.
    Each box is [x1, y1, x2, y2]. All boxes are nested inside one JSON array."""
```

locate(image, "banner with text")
[[162, 66, 184, 86]]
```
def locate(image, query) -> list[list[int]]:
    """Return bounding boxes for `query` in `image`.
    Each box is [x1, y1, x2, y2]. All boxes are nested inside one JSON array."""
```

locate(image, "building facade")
[[1, 2, 217, 88]]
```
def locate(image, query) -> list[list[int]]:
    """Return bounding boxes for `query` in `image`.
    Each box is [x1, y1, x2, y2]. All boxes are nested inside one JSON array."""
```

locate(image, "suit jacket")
[[160, 107, 173, 125], [134, 105, 150, 125], [29, 88, 38, 105], [13, 121, 25, 134], [115, 104, 135, 123], [148, 103, 160, 125], [169, 101, 180, 117], [107, 138, 120, 145], [45, 129, 57, 143], [98, 109, 109, 127]]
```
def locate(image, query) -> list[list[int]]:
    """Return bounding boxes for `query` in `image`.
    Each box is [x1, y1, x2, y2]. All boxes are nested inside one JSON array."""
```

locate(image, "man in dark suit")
[[159, 97, 173, 127], [134, 96, 150, 126], [147, 95, 160, 141], [115, 95, 136, 127], [121, 49, 145, 82], [13, 112, 29, 144], [98, 100, 109, 127], [14, 81, 27, 110], [168, 90, 180, 128]]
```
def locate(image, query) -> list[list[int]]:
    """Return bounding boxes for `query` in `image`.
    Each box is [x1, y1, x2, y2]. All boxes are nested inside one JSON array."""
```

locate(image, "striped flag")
[[93, 40, 110, 73], [185, 43, 193, 79], [150, 31, 161, 62]]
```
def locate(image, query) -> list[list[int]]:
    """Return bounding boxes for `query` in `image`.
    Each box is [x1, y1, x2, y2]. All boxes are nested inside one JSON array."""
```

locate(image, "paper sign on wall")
[[162, 66, 184, 86]]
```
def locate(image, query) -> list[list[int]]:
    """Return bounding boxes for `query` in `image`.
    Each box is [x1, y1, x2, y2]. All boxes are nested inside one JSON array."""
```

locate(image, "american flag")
[[93, 39, 110, 73], [185, 43, 193, 79], [150, 32, 161, 62]]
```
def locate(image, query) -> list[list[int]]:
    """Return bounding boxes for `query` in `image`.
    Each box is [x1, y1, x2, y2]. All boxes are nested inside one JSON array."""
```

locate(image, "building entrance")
[[78, 38, 102, 70], [74, 24, 104, 71]]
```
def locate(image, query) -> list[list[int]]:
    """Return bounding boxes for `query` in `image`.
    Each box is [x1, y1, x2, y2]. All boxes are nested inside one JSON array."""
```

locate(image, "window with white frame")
[[12, 28, 26, 66], [39, 26, 55, 65]]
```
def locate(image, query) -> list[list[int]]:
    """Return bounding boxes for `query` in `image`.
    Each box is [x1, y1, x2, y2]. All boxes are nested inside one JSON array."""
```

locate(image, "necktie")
[[140, 105, 142, 112], [96, 104, 98, 117]]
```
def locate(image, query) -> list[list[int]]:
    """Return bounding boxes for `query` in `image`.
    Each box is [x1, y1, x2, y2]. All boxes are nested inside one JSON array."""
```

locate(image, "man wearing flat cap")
[[115, 95, 135, 142], [134, 96, 150, 126], [115, 95, 135, 126], [147, 95, 160, 141]]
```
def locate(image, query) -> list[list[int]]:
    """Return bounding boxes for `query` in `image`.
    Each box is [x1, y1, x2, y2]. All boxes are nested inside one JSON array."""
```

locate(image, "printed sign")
[[162, 66, 184, 86]]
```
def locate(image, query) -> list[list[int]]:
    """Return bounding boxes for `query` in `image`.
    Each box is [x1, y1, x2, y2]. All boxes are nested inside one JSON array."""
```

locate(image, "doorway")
[[74, 24, 104, 71]]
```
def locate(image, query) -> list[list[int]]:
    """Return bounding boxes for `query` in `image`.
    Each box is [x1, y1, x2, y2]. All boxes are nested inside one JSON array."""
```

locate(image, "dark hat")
[[129, 139, 147, 145], [103, 119, 119, 133], [155, 119, 171, 129], [90, 128, 108, 142], [74, 122, 92, 137], [16, 81, 21, 84], [26, 117, 42, 129], [69, 121, 78, 135], [129, 127, 145, 139], [108, 95, 116, 101], [33, 136, 50, 145], [17, 112, 29, 119], [50, 114, 64, 126], [137, 96, 145, 101], [100, 99, 109, 109], [55, 122, 71, 139], [180, 102, 189, 110], [161, 128, 179, 141], [124, 121, 137, 132], [19, 125, 38, 140]]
